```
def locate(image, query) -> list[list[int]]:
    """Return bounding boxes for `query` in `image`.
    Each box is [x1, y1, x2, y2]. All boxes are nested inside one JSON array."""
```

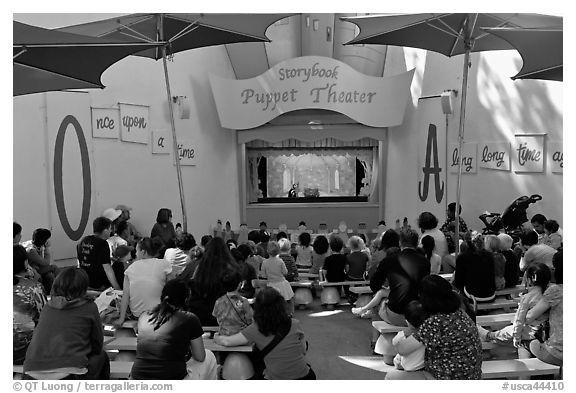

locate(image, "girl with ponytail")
[[131, 279, 218, 380]]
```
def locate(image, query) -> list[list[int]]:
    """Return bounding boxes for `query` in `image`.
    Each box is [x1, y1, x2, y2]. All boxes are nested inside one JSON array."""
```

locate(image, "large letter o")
[[53, 115, 91, 241]]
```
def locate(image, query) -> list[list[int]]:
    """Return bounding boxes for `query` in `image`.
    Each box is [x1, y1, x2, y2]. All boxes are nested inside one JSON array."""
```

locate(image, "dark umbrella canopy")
[[342, 13, 561, 55], [56, 13, 295, 233], [340, 12, 561, 254], [482, 26, 562, 81], [57, 13, 294, 58], [14, 21, 161, 96]]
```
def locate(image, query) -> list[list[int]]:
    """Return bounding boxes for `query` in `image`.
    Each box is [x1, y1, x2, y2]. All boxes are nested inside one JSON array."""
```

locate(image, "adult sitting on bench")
[[386, 275, 483, 380], [130, 279, 217, 380], [369, 229, 430, 328]]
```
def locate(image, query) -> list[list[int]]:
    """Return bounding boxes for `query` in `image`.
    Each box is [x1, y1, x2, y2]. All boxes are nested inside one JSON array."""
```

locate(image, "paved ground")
[[293, 295, 393, 380]]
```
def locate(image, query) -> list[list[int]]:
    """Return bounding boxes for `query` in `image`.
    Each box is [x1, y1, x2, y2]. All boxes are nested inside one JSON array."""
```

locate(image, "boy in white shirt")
[[392, 300, 428, 372]]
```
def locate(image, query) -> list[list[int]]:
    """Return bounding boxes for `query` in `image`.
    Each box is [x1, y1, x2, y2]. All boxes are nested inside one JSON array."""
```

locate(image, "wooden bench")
[[105, 336, 253, 353], [476, 313, 515, 328], [13, 362, 133, 380], [349, 286, 391, 308], [318, 280, 370, 306], [482, 358, 561, 379], [298, 272, 319, 280], [495, 285, 524, 298], [476, 298, 519, 312], [290, 280, 314, 307]]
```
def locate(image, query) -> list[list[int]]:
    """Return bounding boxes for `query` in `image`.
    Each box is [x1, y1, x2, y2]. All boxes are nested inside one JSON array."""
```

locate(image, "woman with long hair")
[[183, 237, 240, 325], [386, 275, 482, 380], [215, 287, 315, 379], [420, 235, 441, 275], [116, 237, 172, 326], [130, 279, 217, 380], [24, 228, 59, 293]]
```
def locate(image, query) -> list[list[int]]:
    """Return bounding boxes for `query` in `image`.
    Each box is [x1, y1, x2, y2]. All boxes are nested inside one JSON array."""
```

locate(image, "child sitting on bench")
[[212, 269, 253, 336], [477, 262, 551, 358], [392, 300, 428, 372]]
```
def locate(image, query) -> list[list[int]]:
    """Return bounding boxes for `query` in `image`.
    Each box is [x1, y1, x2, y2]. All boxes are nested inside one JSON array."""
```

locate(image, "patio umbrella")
[[341, 13, 561, 253], [58, 13, 294, 232], [481, 26, 562, 81], [14, 21, 162, 96]]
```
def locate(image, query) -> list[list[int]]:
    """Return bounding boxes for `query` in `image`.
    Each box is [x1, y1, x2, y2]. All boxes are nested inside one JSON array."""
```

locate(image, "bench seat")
[[482, 358, 560, 379], [476, 313, 515, 327], [105, 336, 253, 353], [319, 280, 370, 286], [13, 362, 133, 380], [476, 299, 519, 311]]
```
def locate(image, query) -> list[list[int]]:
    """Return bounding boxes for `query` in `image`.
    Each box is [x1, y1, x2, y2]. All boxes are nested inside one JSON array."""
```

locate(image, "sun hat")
[[102, 208, 122, 221], [115, 204, 132, 212]]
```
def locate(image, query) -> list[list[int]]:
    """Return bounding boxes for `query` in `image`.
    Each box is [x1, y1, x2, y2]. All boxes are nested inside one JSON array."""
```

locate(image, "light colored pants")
[[529, 340, 562, 367], [385, 369, 435, 380], [184, 350, 218, 380]]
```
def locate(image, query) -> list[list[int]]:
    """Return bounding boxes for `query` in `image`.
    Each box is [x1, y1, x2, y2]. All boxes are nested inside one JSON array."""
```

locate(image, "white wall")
[[13, 46, 241, 260], [384, 48, 563, 231]]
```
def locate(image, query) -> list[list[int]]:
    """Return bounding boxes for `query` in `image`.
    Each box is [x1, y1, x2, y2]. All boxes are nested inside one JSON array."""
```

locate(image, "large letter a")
[[418, 124, 444, 203]]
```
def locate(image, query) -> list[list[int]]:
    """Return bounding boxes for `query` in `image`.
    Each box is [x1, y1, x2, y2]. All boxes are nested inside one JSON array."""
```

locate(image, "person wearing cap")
[[102, 207, 123, 237], [116, 205, 141, 247], [77, 217, 121, 290]]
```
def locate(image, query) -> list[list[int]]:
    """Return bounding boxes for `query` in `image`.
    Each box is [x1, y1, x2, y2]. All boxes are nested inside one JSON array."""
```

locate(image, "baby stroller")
[[479, 194, 542, 242]]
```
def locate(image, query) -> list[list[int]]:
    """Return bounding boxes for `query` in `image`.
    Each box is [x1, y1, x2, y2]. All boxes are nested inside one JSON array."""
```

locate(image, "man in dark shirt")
[[77, 217, 121, 290], [370, 228, 431, 327]]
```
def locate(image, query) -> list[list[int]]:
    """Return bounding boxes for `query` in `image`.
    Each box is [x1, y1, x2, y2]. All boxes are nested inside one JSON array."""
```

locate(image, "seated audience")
[[212, 269, 254, 336], [530, 214, 547, 243], [310, 235, 329, 275], [183, 237, 240, 326], [77, 217, 121, 290], [386, 275, 482, 380], [389, 300, 428, 375], [453, 235, 496, 305], [278, 238, 299, 282], [110, 245, 133, 291], [13, 245, 47, 365], [478, 263, 551, 355], [296, 232, 313, 268], [542, 220, 562, 250], [261, 241, 295, 315], [497, 233, 521, 288], [232, 245, 257, 299], [484, 234, 506, 291], [418, 212, 448, 258], [117, 237, 172, 326], [527, 250, 562, 366], [131, 280, 217, 380], [214, 287, 316, 380], [106, 220, 129, 257], [24, 228, 59, 293], [345, 236, 369, 281], [420, 235, 441, 275], [164, 232, 196, 277], [322, 235, 347, 283], [519, 230, 556, 271], [24, 267, 110, 380]]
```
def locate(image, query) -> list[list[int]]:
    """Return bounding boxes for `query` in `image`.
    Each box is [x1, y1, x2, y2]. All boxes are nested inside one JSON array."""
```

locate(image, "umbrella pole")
[[454, 46, 471, 256], [162, 48, 188, 233]]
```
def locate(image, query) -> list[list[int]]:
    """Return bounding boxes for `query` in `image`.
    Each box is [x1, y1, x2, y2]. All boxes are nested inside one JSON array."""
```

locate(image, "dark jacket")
[[24, 296, 103, 372], [453, 249, 496, 299], [370, 248, 430, 315]]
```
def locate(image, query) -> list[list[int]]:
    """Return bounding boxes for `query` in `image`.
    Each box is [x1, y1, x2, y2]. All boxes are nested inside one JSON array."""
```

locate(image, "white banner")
[[449, 142, 478, 174], [152, 130, 171, 154], [513, 134, 545, 173], [209, 56, 415, 130], [47, 92, 95, 260], [119, 103, 149, 144], [548, 141, 563, 173], [91, 107, 119, 139], [478, 142, 511, 171], [416, 98, 446, 219], [174, 139, 197, 166]]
